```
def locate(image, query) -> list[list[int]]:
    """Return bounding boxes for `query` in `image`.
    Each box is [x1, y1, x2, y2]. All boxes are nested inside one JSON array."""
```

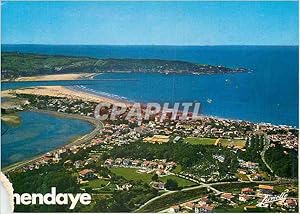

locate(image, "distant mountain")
[[1, 52, 247, 79]]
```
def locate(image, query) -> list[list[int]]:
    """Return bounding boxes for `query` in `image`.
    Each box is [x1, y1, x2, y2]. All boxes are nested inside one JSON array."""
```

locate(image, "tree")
[[101, 152, 110, 161], [165, 179, 179, 190], [85, 187, 93, 193], [151, 174, 159, 182]]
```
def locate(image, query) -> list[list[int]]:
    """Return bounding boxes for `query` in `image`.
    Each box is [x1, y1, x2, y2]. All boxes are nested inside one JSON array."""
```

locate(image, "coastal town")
[[1, 0, 299, 213], [2, 89, 298, 212]]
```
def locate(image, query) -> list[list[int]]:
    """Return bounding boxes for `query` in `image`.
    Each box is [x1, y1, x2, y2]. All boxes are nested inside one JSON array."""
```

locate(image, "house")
[[221, 193, 235, 201], [151, 181, 165, 190], [79, 169, 96, 180], [239, 194, 252, 202], [251, 173, 263, 181], [104, 159, 114, 166], [195, 204, 214, 213], [158, 163, 165, 169], [184, 202, 195, 210], [132, 160, 141, 166], [257, 185, 273, 196], [169, 205, 180, 213], [238, 169, 247, 175], [122, 159, 131, 166], [245, 162, 259, 169], [284, 199, 297, 210], [167, 161, 177, 168], [173, 136, 182, 143], [115, 158, 123, 165], [258, 185, 273, 190], [241, 187, 255, 195], [149, 161, 158, 168], [58, 148, 68, 158], [142, 161, 150, 168], [74, 160, 84, 169], [198, 196, 209, 206]]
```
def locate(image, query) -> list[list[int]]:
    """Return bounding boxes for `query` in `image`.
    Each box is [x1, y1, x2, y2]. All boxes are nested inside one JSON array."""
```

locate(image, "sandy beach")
[[13, 73, 96, 82], [3, 85, 131, 106], [1, 114, 21, 126]]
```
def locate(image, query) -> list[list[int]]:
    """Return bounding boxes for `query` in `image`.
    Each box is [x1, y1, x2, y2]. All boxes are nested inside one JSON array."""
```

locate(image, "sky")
[[1, 1, 298, 45]]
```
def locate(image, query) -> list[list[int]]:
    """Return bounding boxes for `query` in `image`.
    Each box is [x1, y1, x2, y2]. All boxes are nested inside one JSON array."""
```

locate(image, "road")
[[135, 178, 294, 212], [260, 133, 275, 175], [2, 110, 103, 173]]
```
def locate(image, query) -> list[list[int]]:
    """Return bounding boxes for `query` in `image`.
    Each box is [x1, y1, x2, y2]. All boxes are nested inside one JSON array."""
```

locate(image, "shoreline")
[[2, 85, 132, 106], [1, 69, 247, 83], [66, 84, 134, 104], [2, 83, 297, 128], [2, 109, 103, 173], [70, 84, 297, 128], [1, 113, 21, 126]]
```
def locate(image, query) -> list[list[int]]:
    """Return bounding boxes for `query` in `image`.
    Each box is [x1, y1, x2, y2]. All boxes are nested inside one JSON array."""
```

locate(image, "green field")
[[235, 173, 250, 181], [111, 168, 152, 183], [184, 137, 217, 145], [81, 178, 109, 189], [219, 138, 246, 148], [160, 175, 196, 188], [110, 167, 196, 188], [172, 164, 182, 173]]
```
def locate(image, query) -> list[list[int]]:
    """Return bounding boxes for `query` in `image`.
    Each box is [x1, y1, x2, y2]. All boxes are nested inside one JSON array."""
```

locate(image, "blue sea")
[[2, 45, 299, 127]]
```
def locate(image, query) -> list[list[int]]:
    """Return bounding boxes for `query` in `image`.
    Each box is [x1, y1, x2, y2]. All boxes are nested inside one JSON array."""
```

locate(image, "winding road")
[[260, 133, 275, 175], [135, 176, 294, 212]]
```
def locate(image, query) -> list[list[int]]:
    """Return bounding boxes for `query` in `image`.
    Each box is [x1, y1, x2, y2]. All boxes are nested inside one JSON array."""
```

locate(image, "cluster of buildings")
[[170, 196, 215, 213], [168, 185, 298, 213], [257, 124, 298, 151], [100, 118, 252, 147], [23, 95, 96, 117], [268, 132, 298, 150], [184, 118, 254, 139], [23, 93, 298, 153], [21, 148, 70, 171], [236, 159, 264, 181], [104, 158, 177, 176], [19, 134, 107, 172]]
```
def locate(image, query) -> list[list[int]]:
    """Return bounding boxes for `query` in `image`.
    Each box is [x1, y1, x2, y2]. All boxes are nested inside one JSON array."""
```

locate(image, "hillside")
[[1, 52, 246, 79]]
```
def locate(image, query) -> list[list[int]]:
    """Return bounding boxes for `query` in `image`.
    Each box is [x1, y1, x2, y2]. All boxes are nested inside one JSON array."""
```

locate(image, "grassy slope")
[[184, 137, 217, 145], [81, 178, 109, 189], [110, 167, 196, 188]]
